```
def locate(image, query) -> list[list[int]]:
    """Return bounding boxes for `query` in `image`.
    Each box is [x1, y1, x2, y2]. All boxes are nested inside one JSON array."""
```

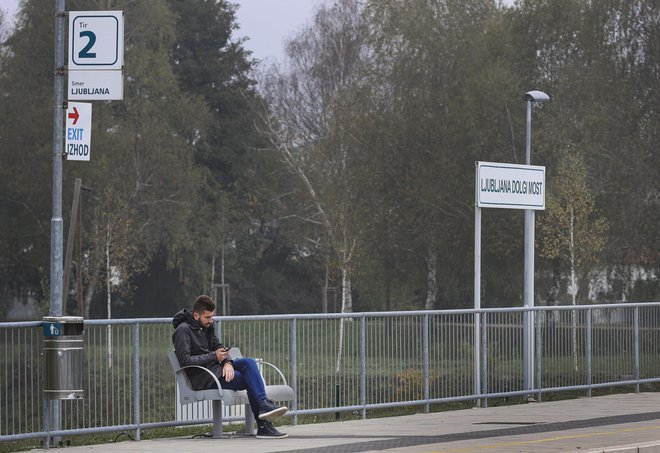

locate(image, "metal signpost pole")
[[523, 98, 534, 393], [523, 90, 549, 394], [474, 163, 482, 405], [49, 0, 66, 443], [52, 2, 65, 317]]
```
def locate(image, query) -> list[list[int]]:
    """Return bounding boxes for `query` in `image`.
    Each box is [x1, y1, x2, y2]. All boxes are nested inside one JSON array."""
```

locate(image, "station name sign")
[[476, 161, 545, 210]]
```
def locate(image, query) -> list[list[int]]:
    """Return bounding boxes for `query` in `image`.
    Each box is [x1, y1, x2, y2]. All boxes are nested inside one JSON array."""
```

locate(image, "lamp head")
[[524, 90, 550, 102]]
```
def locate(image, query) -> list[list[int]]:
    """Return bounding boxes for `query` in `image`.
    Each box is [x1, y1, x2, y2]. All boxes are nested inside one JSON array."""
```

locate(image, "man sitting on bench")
[[172, 295, 288, 439]]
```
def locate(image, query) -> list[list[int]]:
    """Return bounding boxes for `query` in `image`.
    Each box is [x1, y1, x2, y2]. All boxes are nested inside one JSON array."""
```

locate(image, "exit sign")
[[65, 102, 92, 161]]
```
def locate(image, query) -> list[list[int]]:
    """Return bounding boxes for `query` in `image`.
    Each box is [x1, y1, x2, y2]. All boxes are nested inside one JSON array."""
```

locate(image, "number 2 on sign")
[[78, 30, 97, 58]]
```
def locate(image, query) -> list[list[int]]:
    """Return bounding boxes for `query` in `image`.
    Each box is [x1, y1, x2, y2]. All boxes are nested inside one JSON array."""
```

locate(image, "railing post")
[[634, 306, 640, 393], [215, 318, 222, 339], [523, 309, 535, 398], [586, 309, 592, 397], [481, 312, 488, 408], [291, 318, 298, 426], [474, 311, 481, 407], [360, 315, 367, 419], [536, 309, 542, 402], [133, 323, 140, 440], [423, 314, 430, 414], [43, 399, 50, 448]]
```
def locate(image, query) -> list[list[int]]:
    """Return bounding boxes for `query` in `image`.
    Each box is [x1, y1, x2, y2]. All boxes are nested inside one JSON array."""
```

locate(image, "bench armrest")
[[260, 361, 289, 386], [230, 348, 289, 386], [175, 364, 223, 399]]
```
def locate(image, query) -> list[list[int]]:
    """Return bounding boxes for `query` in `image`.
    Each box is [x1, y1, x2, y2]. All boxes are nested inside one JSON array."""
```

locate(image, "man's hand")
[[215, 348, 230, 362], [222, 362, 234, 382]]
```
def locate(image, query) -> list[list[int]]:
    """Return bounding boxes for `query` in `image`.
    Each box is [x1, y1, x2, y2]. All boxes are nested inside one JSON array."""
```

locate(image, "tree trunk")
[[335, 257, 353, 376], [548, 263, 562, 325], [210, 255, 215, 292], [384, 267, 391, 311], [341, 264, 353, 313], [425, 246, 437, 310], [106, 226, 113, 368], [83, 268, 99, 319], [322, 263, 329, 313], [569, 208, 578, 374]]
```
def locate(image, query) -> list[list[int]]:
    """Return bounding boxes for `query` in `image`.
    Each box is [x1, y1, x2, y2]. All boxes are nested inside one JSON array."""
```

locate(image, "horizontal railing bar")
[[4, 301, 657, 328]]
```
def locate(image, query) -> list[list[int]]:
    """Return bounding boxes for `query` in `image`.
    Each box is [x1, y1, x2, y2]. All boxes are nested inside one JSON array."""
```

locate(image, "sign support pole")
[[474, 203, 481, 406], [52, 0, 65, 317], [48, 0, 66, 444], [523, 100, 535, 395]]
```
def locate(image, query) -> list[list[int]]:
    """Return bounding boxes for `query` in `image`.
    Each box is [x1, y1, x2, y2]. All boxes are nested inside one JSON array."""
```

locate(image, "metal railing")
[[2, 302, 660, 445]]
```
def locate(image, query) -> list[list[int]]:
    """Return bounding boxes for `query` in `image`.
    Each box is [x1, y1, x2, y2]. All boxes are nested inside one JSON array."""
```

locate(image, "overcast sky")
[[2, 0, 514, 64], [0, 0, 323, 64], [234, 0, 325, 64], [0, 0, 19, 23]]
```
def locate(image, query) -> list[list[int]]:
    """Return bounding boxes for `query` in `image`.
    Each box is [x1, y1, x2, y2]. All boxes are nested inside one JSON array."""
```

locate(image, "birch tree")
[[260, 0, 371, 316], [539, 150, 606, 372], [260, 0, 374, 377]]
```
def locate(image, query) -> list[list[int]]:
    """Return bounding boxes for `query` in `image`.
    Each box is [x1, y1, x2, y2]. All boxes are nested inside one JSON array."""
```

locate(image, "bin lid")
[[43, 316, 84, 323]]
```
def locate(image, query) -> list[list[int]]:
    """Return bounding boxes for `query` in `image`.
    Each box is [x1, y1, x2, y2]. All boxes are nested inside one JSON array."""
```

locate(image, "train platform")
[[29, 392, 660, 453]]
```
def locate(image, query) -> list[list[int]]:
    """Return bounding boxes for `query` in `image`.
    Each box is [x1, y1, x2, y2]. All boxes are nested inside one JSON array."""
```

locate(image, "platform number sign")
[[69, 11, 123, 69]]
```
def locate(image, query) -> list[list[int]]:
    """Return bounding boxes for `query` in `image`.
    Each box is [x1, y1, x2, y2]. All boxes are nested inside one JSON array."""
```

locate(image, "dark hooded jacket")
[[172, 308, 224, 390]]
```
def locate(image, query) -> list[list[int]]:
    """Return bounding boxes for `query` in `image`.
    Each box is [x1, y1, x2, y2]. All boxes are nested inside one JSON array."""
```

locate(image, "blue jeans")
[[218, 358, 267, 421]]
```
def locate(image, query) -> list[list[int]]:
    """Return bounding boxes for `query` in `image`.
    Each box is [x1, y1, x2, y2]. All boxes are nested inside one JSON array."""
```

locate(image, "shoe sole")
[[256, 433, 288, 439], [258, 406, 288, 420]]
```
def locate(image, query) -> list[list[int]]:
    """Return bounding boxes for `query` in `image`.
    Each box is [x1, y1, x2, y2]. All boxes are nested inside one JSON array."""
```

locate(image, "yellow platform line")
[[431, 423, 660, 452]]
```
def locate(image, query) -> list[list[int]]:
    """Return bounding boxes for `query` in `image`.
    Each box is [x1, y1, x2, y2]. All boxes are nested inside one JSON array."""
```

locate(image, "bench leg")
[[244, 403, 256, 435], [211, 400, 223, 439]]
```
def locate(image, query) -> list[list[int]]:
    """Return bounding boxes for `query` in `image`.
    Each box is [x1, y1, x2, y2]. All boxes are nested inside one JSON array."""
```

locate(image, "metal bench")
[[168, 348, 293, 438]]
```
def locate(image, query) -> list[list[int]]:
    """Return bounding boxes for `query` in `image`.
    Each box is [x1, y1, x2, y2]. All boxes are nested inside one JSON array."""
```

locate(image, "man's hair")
[[193, 295, 215, 314]]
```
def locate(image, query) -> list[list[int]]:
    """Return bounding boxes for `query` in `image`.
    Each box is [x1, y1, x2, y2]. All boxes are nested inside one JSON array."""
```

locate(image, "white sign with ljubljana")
[[476, 161, 546, 210], [65, 102, 92, 161], [68, 11, 124, 100]]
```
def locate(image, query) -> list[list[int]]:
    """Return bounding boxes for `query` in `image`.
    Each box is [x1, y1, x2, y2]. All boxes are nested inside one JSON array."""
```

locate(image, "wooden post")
[[63, 178, 81, 313]]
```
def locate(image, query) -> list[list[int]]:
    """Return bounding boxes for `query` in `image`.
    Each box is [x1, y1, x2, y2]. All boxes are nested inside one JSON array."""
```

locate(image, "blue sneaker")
[[258, 399, 288, 420], [256, 420, 287, 439]]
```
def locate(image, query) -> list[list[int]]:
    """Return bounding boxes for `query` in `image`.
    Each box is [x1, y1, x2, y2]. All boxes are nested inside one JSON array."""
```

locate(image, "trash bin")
[[42, 316, 84, 400]]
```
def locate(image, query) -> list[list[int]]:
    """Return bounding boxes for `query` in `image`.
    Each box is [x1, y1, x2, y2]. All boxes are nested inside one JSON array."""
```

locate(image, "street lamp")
[[523, 90, 549, 395]]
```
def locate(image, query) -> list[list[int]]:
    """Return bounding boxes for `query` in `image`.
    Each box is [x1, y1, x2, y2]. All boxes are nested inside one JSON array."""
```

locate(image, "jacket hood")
[[173, 308, 198, 329]]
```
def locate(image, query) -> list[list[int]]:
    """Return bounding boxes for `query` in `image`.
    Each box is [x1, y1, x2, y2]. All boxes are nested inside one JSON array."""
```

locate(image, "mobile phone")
[[223, 346, 231, 351]]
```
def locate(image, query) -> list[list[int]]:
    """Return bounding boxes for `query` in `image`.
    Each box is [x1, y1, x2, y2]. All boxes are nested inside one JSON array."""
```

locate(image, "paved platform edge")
[[579, 440, 660, 453]]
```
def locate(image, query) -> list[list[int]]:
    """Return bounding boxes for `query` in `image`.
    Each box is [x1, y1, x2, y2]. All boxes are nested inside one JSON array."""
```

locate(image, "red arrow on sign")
[[68, 107, 79, 125]]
